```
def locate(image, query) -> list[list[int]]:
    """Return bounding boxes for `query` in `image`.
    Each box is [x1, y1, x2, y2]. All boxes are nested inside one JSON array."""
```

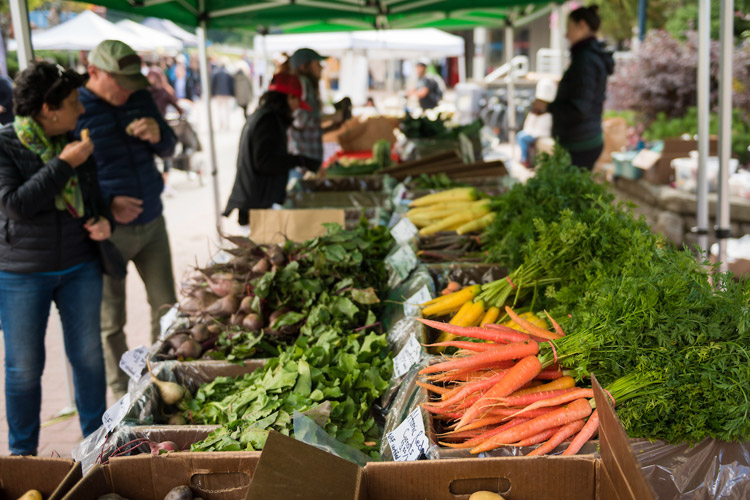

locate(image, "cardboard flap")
[[49, 461, 82, 500], [0, 457, 77, 500], [249, 209, 346, 245], [592, 374, 656, 500], [60, 463, 113, 500], [245, 432, 363, 500]]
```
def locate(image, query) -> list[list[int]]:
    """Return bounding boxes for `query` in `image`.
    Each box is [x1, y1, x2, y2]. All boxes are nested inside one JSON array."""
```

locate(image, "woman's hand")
[[59, 137, 94, 169], [84, 217, 111, 241]]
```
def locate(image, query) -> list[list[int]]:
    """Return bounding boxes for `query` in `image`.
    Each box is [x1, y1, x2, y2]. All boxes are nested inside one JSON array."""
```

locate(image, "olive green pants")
[[101, 215, 177, 399]]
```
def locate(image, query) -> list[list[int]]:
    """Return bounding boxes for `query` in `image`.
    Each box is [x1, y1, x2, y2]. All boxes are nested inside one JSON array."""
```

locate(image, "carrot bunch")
[[416, 312, 602, 456]]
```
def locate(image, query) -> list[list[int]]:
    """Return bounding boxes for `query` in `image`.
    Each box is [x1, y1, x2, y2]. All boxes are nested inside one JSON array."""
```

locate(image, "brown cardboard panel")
[[597, 461, 622, 500], [62, 464, 113, 500], [0, 457, 77, 500], [249, 209, 346, 245], [592, 375, 656, 500], [245, 432, 362, 500], [48, 462, 82, 500], [365, 457, 596, 500]]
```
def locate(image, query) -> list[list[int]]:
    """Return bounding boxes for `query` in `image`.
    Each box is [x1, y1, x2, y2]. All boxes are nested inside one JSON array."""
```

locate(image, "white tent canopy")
[[116, 19, 184, 52], [9, 10, 151, 52], [142, 17, 198, 47], [262, 28, 464, 59]]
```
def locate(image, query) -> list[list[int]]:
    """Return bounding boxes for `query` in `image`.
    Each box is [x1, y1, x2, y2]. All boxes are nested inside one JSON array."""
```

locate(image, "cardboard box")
[[0, 457, 81, 500], [248, 209, 346, 245], [246, 376, 656, 500], [644, 137, 718, 185], [63, 453, 260, 500], [336, 117, 399, 152]]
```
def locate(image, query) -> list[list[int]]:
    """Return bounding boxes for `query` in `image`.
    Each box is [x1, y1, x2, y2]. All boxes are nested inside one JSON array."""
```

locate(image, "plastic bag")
[[381, 264, 434, 332], [379, 360, 430, 460], [292, 411, 373, 467]]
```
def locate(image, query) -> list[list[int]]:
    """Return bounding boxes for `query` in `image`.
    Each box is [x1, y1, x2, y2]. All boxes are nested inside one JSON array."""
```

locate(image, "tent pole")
[[197, 20, 222, 235], [695, 0, 710, 254], [717, 0, 733, 272], [505, 21, 516, 157], [457, 55, 466, 84], [9, 0, 33, 70]]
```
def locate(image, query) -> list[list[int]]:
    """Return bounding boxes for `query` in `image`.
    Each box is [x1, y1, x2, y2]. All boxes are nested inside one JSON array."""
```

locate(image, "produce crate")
[[63, 453, 260, 500], [295, 176, 384, 192], [0, 458, 82, 500], [91, 425, 218, 463]]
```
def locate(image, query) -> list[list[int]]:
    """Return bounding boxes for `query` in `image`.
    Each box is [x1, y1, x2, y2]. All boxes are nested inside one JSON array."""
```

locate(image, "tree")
[[663, 0, 750, 40], [589, 0, 673, 45]]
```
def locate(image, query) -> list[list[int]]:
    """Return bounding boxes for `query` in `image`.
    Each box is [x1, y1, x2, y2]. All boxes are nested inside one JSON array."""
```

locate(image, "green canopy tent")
[[8, 0, 562, 231]]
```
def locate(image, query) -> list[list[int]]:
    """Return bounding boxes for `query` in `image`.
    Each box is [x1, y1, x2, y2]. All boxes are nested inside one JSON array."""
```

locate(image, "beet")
[[267, 246, 286, 267], [207, 324, 222, 335], [239, 296, 254, 314], [176, 339, 202, 359], [167, 333, 190, 350], [252, 258, 270, 274], [268, 307, 291, 328], [190, 323, 209, 343], [205, 294, 239, 317], [242, 313, 263, 331]]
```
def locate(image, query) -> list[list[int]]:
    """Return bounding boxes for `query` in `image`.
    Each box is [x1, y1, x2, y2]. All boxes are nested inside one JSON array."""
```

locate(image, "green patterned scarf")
[[13, 115, 84, 218]]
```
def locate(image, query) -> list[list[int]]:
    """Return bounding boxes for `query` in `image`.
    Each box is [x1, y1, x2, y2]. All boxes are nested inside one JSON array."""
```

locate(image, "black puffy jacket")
[[224, 105, 319, 217], [548, 37, 615, 148], [0, 125, 112, 273]]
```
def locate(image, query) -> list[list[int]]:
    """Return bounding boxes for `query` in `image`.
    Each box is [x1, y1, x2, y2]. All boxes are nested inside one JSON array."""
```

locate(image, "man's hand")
[[84, 217, 112, 241], [126, 118, 161, 144], [110, 195, 144, 224], [59, 138, 94, 169]]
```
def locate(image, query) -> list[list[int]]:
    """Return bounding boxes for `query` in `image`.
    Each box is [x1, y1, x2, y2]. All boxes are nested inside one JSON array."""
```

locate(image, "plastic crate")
[[612, 151, 642, 180]]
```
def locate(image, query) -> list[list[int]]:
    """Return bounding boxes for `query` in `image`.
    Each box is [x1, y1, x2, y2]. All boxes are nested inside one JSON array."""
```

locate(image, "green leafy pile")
[[399, 115, 482, 141], [184, 326, 393, 456], [482, 148, 614, 269]]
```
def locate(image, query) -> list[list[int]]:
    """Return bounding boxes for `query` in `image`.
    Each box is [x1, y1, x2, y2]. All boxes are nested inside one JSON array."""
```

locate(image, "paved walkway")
[[0, 105, 247, 456]]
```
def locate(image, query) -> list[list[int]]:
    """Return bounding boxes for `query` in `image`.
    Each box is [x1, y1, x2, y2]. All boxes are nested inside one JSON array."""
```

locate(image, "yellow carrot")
[[421, 285, 479, 317], [435, 300, 486, 345], [480, 306, 501, 326], [406, 201, 476, 217], [409, 187, 477, 207], [419, 201, 491, 236], [456, 212, 497, 235]]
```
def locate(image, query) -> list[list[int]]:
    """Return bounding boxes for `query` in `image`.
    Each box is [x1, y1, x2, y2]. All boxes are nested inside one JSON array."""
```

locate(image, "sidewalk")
[[0, 106, 246, 457]]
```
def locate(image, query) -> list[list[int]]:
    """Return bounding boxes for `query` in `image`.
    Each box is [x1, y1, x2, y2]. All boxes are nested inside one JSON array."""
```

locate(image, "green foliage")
[[664, 0, 750, 41]]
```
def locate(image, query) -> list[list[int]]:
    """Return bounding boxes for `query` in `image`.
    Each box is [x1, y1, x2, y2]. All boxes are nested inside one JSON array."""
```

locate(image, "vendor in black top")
[[544, 6, 614, 170], [224, 73, 321, 226]]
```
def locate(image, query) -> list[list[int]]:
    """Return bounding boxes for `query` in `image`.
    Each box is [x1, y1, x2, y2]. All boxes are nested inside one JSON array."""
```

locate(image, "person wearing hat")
[[224, 73, 321, 225], [516, 79, 556, 168], [76, 39, 178, 399], [287, 48, 343, 166], [0, 61, 111, 455], [409, 59, 443, 110]]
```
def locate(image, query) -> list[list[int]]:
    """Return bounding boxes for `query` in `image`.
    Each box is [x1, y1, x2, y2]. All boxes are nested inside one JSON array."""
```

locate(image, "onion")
[[147, 361, 185, 405]]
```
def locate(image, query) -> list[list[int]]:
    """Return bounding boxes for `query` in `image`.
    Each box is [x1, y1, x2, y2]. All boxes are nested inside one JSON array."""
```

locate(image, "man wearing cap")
[[288, 48, 342, 166], [76, 40, 178, 399], [409, 59, 442, 110]]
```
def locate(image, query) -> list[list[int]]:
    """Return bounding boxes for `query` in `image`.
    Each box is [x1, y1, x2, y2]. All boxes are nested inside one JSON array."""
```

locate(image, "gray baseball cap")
[[88, 40, 149, 91], [289, 48, 327, 70]]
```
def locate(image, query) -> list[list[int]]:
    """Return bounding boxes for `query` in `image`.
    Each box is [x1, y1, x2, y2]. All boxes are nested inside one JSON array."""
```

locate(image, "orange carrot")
[[424, 341, 499, 352], [435, 371, 507, 407], [534, 366, 567, 380], [421, 405, 463, 419], [416, 381, 452, 395], [442, 418, 531, 449], [544, 310, 566, 337], [497, 388, 579, 407], [510, 375, 576, 396], [562, 409, 599, 456], [470, 398, 593, 454], [510, 426, 561, 447], [427, 367, 507, 383], [419, 341, 539, 375], [506, 389, 594, 419], [504, 306, 562, 341], [527, 419, 586, 456], [455, 355, 543, 430], [418, 318, 531, 343]]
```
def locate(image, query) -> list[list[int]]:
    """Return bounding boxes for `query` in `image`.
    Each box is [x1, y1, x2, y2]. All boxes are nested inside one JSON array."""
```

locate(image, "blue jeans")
[[0, 260, 106, 455], [516, 131, 537, 163]]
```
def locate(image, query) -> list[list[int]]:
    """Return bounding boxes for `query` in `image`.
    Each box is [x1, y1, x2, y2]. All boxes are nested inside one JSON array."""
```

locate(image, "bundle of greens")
[[184, 326, 393, 456], [482, 148, 613, 269]]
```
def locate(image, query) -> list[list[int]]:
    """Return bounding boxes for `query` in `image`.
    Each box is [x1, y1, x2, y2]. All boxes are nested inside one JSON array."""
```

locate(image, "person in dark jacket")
[[0, 62, 112, 455], [545, 6, 614, 170], [0, 74, 14, 125], [224, 73, 321, 226], [76, 40, 178, 399]]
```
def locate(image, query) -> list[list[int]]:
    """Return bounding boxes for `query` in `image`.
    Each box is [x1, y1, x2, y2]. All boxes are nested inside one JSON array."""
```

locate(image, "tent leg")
[[197, 21, 222, 236], [9, 0, 33, 70], [505, 21, 516, 157], [717, 0, 734, 272], [695, 0, 710, 255]]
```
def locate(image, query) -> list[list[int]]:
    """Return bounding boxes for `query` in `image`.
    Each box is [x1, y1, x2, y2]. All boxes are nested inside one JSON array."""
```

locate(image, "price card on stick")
[[159, 304, 179, 337], [386, 244, 418, 282], [392, 334, 423, 379], [119, 345, 150, 382], [390, 217, 419, 245], [404, 285, 432, 318], [386, 407, 430, 461], [102, 393, 131, 433], [392, 184, 407, 207]]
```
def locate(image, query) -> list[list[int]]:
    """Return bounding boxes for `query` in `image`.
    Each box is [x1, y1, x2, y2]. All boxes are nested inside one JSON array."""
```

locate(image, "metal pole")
[[505, 21, 516, 153], [717, 0, 734, 272], [695, 0, 710, 254], [197, 20, 222, 234], [637, 0, 648, 41], [9, 0, 33, 70]]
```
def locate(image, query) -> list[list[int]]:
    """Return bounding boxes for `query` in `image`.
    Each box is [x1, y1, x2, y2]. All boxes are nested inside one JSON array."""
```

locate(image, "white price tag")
[[119, 345, 150, 382], [392, 334, 423, 379], [387, 212, 401, 229], [386, 408, 429, 461], [386, 245, 418, 281], [159, 304, 179, 336], [392, 184, 407, 207], [404, 285, 433, 318], [102, 393, 131, 433], [390, 218, 419, 245]]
